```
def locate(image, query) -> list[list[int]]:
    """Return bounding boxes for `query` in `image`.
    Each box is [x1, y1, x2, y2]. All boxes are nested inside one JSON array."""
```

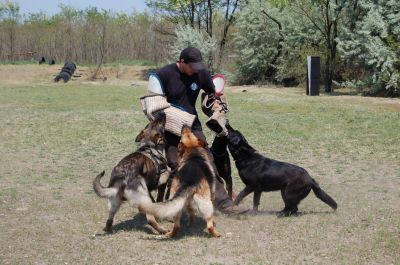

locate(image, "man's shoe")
[[218, 204, 250, 215]]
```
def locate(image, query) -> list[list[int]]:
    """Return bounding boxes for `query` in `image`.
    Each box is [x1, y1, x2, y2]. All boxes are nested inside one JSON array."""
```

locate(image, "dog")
[[226, 123, 337, 216], [139, 126, 221, 238], [93, 115, 170, 234], [210, 135, 233, 199]]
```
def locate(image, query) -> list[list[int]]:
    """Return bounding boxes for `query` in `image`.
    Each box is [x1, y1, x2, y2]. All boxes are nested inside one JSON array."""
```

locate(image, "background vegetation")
[[1, 0, 399, 96]]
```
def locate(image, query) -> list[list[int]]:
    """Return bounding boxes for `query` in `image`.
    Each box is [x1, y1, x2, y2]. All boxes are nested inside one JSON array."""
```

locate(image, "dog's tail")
[[311, 179, 337, 210], [93, 171, 118, 198], [139, 187, 194, 220]]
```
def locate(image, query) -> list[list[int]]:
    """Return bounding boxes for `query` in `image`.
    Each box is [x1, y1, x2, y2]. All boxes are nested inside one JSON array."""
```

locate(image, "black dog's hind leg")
[[105, 197, 122, 232], [278, 188, 298, 217], [224, 174, 233, 199], [253, 189, 262, 211], [279, 184, 311, 217], [233, 186, 254, 206]]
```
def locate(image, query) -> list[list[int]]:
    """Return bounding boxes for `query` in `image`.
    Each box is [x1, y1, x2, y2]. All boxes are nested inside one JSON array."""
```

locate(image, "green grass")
[[0, 82, 399, 264]]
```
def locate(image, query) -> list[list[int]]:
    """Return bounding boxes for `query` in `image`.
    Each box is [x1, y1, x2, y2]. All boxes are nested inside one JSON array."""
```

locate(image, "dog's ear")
[[135, 129, 144, 142], [197, 139, 207, 148], [135, 125, 149, 143], [136, 123, 151, 142]]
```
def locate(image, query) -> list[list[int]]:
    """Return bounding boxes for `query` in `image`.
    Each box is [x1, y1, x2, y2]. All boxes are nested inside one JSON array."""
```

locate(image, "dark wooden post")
[[307, 56, 320, 96]]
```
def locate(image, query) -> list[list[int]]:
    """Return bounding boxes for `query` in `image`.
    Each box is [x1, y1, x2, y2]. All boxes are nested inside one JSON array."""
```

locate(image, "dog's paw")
[[277, 210, 299, 218], [165, 231, 177, 238], [103, 227, 113, 233], [277, 210, 289, 217], [159, 228, 170, 235], [248, 209, 259, 216], [208, 227, 222, 238]]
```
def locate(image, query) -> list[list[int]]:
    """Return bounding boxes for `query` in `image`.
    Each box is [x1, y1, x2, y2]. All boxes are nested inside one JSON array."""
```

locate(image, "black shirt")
[[157, 63, 215, 116]]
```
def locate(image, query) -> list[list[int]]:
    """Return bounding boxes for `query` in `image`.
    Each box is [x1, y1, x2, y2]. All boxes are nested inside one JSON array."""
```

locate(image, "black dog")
[[226, 124, 337, 216], [210, 135, 233, 199]]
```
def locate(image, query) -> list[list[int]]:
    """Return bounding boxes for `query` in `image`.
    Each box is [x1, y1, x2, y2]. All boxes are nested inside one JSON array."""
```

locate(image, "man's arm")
[[198, 69, 220, 96]]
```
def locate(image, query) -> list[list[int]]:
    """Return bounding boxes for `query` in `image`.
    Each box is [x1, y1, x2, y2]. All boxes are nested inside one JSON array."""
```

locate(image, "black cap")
[[179, 47, 205, 71]]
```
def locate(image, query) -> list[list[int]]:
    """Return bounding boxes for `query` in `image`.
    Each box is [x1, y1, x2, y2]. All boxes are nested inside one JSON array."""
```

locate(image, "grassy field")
[[0, 65, 399, 264]]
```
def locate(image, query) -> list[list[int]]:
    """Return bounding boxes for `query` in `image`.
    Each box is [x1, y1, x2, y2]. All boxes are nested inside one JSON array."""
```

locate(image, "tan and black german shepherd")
[[93, 115, 170, 234], [139, 126, 221, 238]]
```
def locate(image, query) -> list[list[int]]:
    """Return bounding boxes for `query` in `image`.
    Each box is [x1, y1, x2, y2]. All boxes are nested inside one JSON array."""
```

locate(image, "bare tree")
[[0, 0, 20, 61], [91, 10, 109, 80], [146, 0, 243, 70]]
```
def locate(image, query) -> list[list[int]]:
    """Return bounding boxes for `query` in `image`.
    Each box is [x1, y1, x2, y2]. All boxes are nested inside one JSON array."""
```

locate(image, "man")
[[154, 47, 248, 214]]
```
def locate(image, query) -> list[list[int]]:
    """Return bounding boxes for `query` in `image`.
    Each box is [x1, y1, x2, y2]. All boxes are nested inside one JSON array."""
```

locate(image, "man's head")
[[178, 47, 205, 76]]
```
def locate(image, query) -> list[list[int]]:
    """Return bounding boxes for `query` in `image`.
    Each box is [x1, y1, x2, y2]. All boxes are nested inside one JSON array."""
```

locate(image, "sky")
[[14, 0, 148, 16]]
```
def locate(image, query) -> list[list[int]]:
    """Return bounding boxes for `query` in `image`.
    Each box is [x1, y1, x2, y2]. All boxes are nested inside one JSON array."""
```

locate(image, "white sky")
[[14, 0, 148, 16]]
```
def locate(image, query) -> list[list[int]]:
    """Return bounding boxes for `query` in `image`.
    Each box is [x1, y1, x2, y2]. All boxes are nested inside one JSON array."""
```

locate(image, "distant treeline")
[[0, 4, 172, 65]]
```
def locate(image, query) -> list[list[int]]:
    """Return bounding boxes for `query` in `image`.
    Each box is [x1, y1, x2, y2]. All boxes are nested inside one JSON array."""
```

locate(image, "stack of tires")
[[54, 62, 77, 83]]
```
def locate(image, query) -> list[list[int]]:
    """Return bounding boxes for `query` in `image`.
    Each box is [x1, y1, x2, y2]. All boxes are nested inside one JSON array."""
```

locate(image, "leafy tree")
[[337, 0, 400, 96], [170, 24, 216, 67], [234, 0, 320, 85], [233, 0, 282, 84], [288, 0, 347, 93]]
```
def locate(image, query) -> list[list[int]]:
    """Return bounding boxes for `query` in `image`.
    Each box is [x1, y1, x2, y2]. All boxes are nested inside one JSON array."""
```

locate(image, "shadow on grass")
[[143, 215, 215, 241], [258, 209, 336, 217], [94, 213, 212, 239], [111, 213, 154, 234], [93, 214, 153, 237], [93, 210, 336, 239], [223, 209, 336, 218]]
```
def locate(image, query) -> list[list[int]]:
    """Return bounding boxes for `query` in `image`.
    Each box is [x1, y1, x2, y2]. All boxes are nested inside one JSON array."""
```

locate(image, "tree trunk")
[[324, 14, 338, 93], [262, 10, 284, 81], [324, 57, 333, 92], [217, 0, 239, 71], [8, 23, 15, 62], [207, 0, 212, 37]]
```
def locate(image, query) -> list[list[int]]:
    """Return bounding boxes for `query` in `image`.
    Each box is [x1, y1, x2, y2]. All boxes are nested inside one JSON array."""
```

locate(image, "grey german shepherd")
[[93, 115, 170, 234]]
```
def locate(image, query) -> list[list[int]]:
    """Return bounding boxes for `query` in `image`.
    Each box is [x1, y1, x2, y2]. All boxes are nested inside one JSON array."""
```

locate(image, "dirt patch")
[[0, 64, 151, 86]]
